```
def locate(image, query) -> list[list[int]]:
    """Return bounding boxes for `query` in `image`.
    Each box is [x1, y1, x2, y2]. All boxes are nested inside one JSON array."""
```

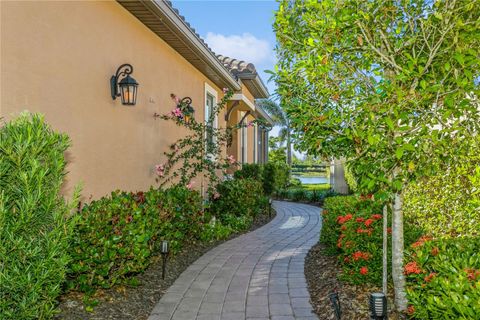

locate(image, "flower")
[[356, 217, 365, 223], [371, 214, 382, 220], [341, 225, 347, 231], [424, 272, 437, 282], [431, 247, 439, 256], [125, 215, 133, 223], [407, 305, 415, 315], [172, 108, 183, 117], [222, 87, 229, 93], [227, 155, 236, 164], [155, 164, 165, 177], [213, 192, 220, 199], [337, 213, 353, 224], [364, 219, 374, 227], [404, 261, 423, 275], [411, 235, 433, 248], [186, 180, 195, 190], [387, 227, 392, 234], [352, 251, 371, 261], [465, 268, 480, 281], [360, 266, 368, 275], [247, 121, 254, 128]]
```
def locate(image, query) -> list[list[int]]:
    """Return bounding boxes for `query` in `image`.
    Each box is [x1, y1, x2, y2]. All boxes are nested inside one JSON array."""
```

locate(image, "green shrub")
[[321, 195, 420, 285], [211, 178, 267, 221], [262, 162, 276, 195], [0, 113, 77, 319], [405, 237, 480, 319], [403, 140, 480, 238], [68, 186, 203, 293], [234, 163, 262, 180], [272, 162, 291, 190]]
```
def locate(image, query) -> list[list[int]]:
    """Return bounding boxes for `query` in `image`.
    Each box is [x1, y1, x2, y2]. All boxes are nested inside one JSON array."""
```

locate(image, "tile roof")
[[216, 55, 257, 75]]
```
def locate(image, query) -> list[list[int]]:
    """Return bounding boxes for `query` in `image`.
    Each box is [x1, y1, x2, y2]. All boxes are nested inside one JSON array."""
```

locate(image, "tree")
[[268, 136, 287, 164], [256, 99, 293, 165], [274, 0, 479, 313]]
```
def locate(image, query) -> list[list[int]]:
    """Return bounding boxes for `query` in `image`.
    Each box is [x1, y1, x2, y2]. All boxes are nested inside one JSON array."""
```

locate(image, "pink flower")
[[186, 181, 195, 190], [172, 108, 183, 117], [247, 121, 254, 128], [155, 164, 165, 177], [174, 144, 179, 152], [170, 93, 180, 104], [227, 155, 236, 165], [222, 88, 229, 93], [213, 192, 220, 199]]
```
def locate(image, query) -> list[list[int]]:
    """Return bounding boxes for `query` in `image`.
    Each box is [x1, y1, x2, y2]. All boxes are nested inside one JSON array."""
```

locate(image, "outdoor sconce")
[[111, 63, 139, 105], [369, 292, 387, 320], [161, 240, 169, 280]]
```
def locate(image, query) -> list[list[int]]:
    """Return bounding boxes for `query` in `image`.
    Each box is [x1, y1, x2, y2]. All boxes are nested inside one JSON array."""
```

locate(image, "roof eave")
[[237, 73, 269, 99], [118, 0, 241, 91]]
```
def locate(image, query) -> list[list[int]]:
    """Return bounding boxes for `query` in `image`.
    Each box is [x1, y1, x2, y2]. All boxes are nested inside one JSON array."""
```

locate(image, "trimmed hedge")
[[0, 114, 77, 319]]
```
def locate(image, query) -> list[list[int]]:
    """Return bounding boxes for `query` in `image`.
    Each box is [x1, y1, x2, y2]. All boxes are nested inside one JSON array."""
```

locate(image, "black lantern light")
[[369, 292, 388, 320], [269, 198, 273, 218], [111, 63, 139, 105], [161, 240, 169, 280]]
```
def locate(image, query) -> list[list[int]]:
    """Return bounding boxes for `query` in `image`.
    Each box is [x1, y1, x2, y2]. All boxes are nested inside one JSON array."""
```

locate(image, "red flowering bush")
[[405, 236, 480, 319], [321, 195, 386, 284]]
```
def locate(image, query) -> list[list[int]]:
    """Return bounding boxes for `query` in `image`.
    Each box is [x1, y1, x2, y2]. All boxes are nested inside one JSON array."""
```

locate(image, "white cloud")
[[205, 32, 272, 65]]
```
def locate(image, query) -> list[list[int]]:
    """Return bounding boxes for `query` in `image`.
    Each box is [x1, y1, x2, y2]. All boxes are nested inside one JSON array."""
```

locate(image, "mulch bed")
[[305, 243, 401, 320], [56, 212, 275, 320]]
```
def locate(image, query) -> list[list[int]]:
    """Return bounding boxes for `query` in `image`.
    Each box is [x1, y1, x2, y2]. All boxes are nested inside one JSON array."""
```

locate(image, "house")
[[0, 0, 273, 199]]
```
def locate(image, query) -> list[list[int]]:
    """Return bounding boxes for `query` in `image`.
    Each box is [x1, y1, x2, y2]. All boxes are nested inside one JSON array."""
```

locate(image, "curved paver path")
[[148, 201, 322, 320]]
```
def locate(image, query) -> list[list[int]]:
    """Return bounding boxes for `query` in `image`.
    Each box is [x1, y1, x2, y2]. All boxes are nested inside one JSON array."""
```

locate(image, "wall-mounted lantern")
[[110, 63, 139, 105]]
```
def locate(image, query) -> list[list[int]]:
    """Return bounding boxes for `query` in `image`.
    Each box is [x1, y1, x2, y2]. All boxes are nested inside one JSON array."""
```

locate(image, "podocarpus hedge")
[[0, 113, 78, 319]]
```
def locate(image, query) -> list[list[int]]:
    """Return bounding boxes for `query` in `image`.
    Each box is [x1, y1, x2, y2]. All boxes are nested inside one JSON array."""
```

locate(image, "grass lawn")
[[290, 183, 331, 191]]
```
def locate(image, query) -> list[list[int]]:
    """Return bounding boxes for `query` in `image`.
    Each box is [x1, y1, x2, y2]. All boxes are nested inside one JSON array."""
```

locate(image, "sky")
[[172, 0, 279, 96]]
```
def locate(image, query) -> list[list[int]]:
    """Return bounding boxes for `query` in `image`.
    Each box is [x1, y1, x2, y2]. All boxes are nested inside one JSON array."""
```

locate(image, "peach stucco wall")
[[1, 1, 224, 199]]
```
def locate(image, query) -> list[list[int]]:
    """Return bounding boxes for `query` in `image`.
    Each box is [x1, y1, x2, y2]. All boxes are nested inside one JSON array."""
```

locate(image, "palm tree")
[[256, 99, 292, 165]]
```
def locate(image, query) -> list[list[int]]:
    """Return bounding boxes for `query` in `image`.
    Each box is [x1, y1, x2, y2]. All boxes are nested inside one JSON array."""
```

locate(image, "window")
[[204, 84, 218, 157]]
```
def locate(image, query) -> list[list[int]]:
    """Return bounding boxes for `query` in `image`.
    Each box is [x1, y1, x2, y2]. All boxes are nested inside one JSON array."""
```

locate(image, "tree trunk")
[[383, 204, 388, 294], [392, 192, 407, 312], [286, 128, 292, 165]]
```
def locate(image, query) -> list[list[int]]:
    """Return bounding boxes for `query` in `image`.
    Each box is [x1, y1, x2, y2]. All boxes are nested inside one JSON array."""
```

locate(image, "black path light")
[[369, 292, 388, 320], [110, 63, 139, 105], [161, 240, 169, 280], [269, 198, 273, 218], [329, 291, 342, 320]]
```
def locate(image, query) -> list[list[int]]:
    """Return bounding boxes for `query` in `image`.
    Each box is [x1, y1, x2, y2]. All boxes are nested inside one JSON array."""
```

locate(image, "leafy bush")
[[234, 163, 262, 180], [210, 178, 267, 221], [262, 162, 276, 195], [405, 237, 480, 319], [321, 195, 421, 285], [0, 113, 78, 319], [68, 186, 203, 293], [272, 162, 290, 190], [403, 138, 480, 238]]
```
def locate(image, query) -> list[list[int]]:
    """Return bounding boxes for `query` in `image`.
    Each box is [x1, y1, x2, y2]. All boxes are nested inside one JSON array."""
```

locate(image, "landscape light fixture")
[[269, 198, 273, 218], [369, 292, 388, 320], [110, 63, 138, 105], [161, 240, 169, 280], [329, 292, 342, 320]]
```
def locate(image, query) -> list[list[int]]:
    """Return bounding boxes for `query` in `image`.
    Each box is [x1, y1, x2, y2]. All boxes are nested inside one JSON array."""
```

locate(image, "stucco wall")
[[1, 1, 224, 199]]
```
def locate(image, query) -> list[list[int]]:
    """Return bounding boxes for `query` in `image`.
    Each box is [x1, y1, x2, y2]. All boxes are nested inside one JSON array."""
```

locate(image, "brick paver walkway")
[[148, 201, 321, 320]]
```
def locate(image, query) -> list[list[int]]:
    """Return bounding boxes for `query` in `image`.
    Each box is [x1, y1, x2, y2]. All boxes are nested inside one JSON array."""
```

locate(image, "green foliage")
[[276, 184, 336, 205], [68, 186, 203, 293], [271, 162, 290, 190], [262, 163, 276, 195], [210, 178, 267, 221], [274, 0, 480, 192], [268, 136, 287, 164], [321, 196, 421, 285], [405, 237, 480, 319], [344, 164, 358, 193], [0, 113, 78, 319], [155, 90, 238, 193], [234, 163, 262, 180], [403, 136, 480, 238]]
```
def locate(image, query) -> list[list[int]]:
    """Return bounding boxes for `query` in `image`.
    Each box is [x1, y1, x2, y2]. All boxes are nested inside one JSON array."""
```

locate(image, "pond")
[[293, 175, 329, 185]]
